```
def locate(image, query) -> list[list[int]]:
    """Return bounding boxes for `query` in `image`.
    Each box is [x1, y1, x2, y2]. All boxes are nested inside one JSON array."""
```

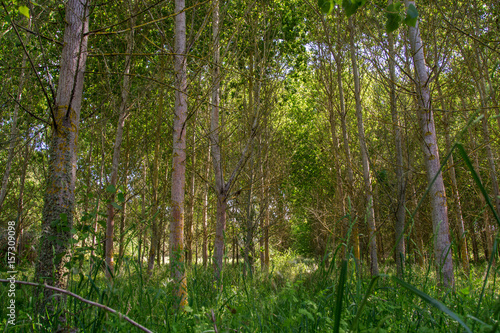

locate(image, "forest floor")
[[1, 251, 499, 332]]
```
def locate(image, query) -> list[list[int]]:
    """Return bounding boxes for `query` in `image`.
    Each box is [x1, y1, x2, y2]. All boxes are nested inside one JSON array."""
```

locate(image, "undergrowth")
[[1, 249, 499, 332]]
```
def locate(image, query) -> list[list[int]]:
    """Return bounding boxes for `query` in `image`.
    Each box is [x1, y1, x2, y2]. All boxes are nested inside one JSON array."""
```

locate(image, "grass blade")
[[391, 276, 472, 333], [351, 275, 381, 331], [333, 259, 348, 333], [456, 143, 500, 227]]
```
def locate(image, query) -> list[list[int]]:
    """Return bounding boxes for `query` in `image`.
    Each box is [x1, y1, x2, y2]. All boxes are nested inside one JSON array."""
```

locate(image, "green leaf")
[[342, 0, 366, 17], [385, 12, 401, 33], [403, 4, 418, 27], [391, 276, 472, 333], [117, 192, 125, 202], [318, 0, 334, 14], [111, 202, 122, 210], [298, 308, 314, 321], [106, 184, 117, 193], [60, 213, 68, 223], [18, 5, 29, 18]]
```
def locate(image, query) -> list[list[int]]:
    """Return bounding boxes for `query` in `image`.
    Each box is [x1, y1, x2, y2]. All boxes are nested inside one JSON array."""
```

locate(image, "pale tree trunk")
[[210, 0, 258, 282], [202, 145, 211, 267], [147, 83, 163, 274], [211, 0, 226, 282], [334, 13, 359, 261], [105, 11, 135, 279], [0, 17, 30, 212], [388, 12, 406, 278], [170, 0, 188, 308], [404, 0, 454, 288], [185, 113, 197, 264], [36, 0, 90, 308], [91, 123, 106, 265], [337, 56, 358, 262], [436, 81, 469, 274], [16, 139, 32, 263], [348, 16, 379, 276]]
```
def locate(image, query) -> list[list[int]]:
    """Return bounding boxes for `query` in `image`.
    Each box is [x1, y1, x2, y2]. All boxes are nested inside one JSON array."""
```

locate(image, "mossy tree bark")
[[36, 0, 90, 309]]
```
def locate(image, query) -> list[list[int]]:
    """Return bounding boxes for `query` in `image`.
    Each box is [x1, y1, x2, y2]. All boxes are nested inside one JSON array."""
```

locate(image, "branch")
[[0, 279, 153, 333]]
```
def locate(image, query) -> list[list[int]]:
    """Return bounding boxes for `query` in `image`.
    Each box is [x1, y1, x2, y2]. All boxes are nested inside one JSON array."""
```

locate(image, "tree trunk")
[[36, 0, 90, 309], [388, 8, 406, 278], [186, 113, 197, 264], [170, 0, 188, 308], [0, 25, 29, 212], [105, 13, 134, 279], [202, 145, 211, 267], [405, 0, 454, 288], [119, 123, 130, 263], [348, 16, 379, 276], [437, 82, 469, 274]]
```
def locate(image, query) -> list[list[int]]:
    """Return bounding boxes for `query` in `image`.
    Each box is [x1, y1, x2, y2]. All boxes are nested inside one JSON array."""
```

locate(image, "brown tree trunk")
[[170, 0, 188, 308], [105, 12, 134, 279], [36, 0, 90, 310]]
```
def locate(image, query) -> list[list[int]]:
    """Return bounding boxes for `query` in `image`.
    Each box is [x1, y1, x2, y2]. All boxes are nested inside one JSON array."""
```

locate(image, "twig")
[[0, 279, 153, 333]]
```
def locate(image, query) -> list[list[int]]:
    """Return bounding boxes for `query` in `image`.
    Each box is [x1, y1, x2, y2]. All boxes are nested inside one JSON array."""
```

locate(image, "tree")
[[404, 0, 454, 288], [170, 0, 188, 308], [35, 0, 90, 309]]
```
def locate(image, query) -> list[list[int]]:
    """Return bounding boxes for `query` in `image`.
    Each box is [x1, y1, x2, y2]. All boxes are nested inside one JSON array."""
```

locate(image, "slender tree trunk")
[[105, 14, 134, 279], [388, 11, 406, 278], [202, 145, 210, 267], [405, 0, 454, 288], [0, 17, 30, 212], [119, 123, 130, 263], [436, 82, 469, 274], [170, 0, 188, 308], [337, 52, 358, 262], [186, 113, 197, 264], [148, 94, 162, 274], [348, 16, 379, 276], [36, 0, 90, 310]]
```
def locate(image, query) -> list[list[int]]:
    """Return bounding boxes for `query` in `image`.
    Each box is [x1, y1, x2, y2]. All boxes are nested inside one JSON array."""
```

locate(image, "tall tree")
[[348, 15, 379, 276], [35, 0, 90, 308], [170, 0, 188, 308], [105, 6, 135, 279], [404, 0, 454, 287]]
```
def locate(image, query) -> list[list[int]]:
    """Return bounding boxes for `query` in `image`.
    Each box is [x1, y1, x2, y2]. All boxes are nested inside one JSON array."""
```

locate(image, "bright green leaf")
[[117, 192, 125, 202], [18, 5, 29, 18]]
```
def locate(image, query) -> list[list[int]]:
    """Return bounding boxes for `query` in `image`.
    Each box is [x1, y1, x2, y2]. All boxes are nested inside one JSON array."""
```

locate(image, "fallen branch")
[[0, 279, 153, 333]]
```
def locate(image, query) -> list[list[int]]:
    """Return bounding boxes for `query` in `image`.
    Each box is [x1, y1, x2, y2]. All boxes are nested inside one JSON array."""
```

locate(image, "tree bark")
[[387, 8, 406, 278], [170, 0, 188, 308], [105, 11, 135, 279], [348, 16, 379, 276], [404, 0, 454, 288], [36, 0, 90, 309]]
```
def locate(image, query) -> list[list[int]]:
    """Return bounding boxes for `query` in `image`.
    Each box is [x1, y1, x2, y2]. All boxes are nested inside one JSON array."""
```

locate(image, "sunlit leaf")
[[18, 5, 29, 18]]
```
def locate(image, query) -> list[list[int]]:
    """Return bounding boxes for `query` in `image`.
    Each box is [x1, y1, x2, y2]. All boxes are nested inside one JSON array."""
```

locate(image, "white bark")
[[405, 0, 454, 287]]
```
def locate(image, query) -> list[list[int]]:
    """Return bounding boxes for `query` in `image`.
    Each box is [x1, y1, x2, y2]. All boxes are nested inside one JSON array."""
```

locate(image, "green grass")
[[1, 250, 499, 332]]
